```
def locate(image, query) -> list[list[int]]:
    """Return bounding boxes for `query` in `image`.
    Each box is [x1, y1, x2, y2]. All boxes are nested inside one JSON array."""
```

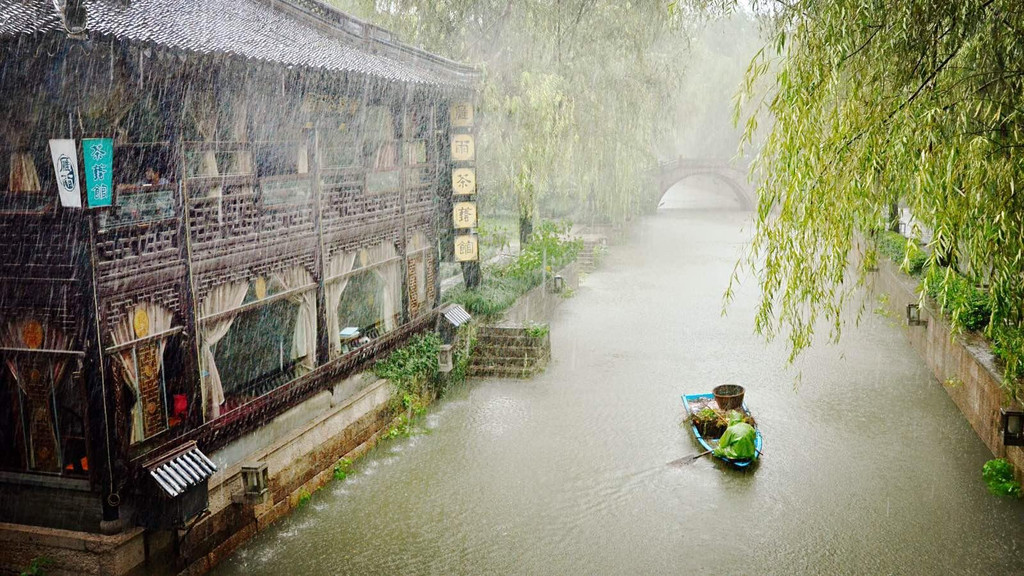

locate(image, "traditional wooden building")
[[0, 0, 474, 563]]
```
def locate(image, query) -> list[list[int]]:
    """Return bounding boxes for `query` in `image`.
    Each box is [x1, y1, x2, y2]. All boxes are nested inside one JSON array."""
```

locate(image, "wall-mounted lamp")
[[438, 344, 453, 373], [907, 303, 926, 327], [241, 462, 269, 497], [552, 275, 566, 293], [1001, 409, 1024, 447]]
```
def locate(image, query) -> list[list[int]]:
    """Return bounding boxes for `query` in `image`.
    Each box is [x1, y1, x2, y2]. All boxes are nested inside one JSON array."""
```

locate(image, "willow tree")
[[726, 0, 1024, 391], [332, 0, 688, 244]]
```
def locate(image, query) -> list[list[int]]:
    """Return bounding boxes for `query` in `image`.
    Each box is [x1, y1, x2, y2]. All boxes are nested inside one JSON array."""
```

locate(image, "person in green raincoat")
[[713, 410, 757, 459]]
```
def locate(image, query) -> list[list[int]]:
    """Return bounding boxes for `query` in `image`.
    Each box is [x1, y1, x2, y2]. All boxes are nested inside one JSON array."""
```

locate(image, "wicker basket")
[[713, 384, 745, 410]]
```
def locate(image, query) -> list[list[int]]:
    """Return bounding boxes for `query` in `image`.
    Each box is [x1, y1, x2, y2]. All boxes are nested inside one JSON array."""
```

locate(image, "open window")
[[198, 268, 316, 419], [326, 242, 402, 359]]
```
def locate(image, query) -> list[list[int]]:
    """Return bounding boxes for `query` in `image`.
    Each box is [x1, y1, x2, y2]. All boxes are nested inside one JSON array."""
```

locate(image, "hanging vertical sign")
[[453, 234, 479, 262], [451, 134, 475, 162], [450, 101, 474, 128], [453, 201, 477, 229], [82, 138, 114, 208], [451, 101, 478, 265], [48, 139, 82, 208], [452, 168, 476, 195]]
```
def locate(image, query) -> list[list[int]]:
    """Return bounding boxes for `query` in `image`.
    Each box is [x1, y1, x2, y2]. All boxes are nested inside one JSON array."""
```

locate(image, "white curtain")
[[367, 241, 401, 331], [109, 302, 174, 444], [9, 152, 41, 192], [187, 89, 222, 198], [325, 251, 357, 359], [199, 280, 249, 420], [270, 267, 317, 373]]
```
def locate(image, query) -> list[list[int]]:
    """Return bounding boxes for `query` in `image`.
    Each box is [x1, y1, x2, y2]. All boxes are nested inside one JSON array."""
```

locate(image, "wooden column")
[[310, 125, 329, 366], [398, 85, 412, 326]]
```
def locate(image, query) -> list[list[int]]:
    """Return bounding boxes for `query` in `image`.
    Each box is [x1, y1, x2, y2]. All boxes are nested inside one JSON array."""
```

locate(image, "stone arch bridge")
[[654, 157, 754, 210]]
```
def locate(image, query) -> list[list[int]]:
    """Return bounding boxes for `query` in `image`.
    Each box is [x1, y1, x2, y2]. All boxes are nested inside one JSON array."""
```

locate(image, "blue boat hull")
[[681, 393, 762, 468]]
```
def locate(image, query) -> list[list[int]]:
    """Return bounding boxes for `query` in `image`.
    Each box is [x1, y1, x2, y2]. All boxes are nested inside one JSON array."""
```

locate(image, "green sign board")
[[82, 138, 114, 208]]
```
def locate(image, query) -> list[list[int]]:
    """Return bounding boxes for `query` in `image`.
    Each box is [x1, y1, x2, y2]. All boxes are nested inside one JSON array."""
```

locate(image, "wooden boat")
[[681, 393, 763, 468]]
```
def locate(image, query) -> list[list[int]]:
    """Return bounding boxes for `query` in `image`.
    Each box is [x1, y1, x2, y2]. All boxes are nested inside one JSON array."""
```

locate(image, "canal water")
[[215, 177, 1024, 575]]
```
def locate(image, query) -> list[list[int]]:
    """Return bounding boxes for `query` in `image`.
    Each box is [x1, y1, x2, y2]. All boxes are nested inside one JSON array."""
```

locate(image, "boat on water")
[[681, 392, 763, 468]]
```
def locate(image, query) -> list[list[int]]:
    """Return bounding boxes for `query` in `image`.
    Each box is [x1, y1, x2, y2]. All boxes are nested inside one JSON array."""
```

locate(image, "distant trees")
[[723, 0, 1024, 381], [332, 0, 690, 243]]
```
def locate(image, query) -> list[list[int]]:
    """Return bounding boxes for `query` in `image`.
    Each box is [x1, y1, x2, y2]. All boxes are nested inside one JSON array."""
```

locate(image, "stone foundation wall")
[[0, 376, 398, 576], [869, 258, 1024, 472]]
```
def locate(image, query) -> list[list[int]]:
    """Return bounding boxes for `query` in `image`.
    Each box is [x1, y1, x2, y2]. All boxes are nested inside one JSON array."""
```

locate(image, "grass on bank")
[[444, 220, 582, 321], [872, 230, 1024, 386]]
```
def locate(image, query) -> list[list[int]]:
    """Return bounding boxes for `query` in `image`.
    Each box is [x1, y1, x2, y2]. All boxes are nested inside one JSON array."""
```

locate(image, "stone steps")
[[469, 325, 550, 379]]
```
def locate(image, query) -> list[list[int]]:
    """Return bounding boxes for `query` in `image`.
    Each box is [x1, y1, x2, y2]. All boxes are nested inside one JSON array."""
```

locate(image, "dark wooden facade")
[[0, 0, 474, 532]]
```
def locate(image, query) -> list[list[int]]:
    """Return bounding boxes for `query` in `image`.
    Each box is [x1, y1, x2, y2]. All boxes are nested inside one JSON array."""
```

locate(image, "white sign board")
[[48, 139, 82, 208]]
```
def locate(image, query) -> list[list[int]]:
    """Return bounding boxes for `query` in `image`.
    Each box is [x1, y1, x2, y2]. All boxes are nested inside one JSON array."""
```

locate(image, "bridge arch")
[[655, 158, 754, 211]]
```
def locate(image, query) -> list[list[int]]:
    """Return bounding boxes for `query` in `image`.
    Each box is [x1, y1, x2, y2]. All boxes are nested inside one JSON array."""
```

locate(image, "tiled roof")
[[0, 0, 477, 89]]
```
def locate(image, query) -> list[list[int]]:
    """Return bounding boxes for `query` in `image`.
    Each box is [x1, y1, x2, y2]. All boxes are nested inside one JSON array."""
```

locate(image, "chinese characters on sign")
[[451, 134, 475, 162], [452, 168, 476, 195], [453, 201, 477, 229], [48, 139, 82, 207], [450, 101, 474, 128], [451, 102, 478, 266], [82, 138, 114, 208], [454, 234, 479, 262]]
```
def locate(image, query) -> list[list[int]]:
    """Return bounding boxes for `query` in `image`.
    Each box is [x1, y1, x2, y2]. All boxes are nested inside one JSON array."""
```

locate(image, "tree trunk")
[[888, 202, 900, 233], [518, 213, 533, 247]]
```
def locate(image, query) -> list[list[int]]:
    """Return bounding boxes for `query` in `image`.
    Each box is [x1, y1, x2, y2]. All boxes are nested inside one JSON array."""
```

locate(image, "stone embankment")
[[869, 258, 1024, 473], [468, 326, 551, 378]]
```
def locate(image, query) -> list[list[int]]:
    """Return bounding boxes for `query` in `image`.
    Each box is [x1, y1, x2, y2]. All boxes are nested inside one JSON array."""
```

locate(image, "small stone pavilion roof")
[[0, 0, 477, 89]]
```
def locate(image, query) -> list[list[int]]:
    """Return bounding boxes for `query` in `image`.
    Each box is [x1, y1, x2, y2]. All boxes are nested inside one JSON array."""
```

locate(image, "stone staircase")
[[468, 325, 551, 379], [577, 238, 604, 272]]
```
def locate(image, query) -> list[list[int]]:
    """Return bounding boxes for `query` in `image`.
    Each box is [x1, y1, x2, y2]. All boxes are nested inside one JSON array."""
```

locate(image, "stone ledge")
[[868, 258, 1024, 471]]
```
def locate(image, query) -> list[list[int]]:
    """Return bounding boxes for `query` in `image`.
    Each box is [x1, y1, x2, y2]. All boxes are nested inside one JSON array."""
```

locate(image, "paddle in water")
[[666, 449, 713, 467]]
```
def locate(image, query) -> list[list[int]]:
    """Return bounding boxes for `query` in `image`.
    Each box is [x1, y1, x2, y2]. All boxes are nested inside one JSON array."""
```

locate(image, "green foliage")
[[445, 221, 581, 319], [448, 323, 476, 386], [591, 244, 608, 269], [381, 414, 413, 440], [982, 458, 1021, 498], [333, 458, 352, 481], [876, 231, 926, 276], [20, 557, 50, 576], [525, 322, 549, 339], [498, 221, 582, 282], [328, 0, 688, 232], [923, 266, 991, 333], [727, 0, 1024, 379], [991, 324, 1024, 384], [297, 489, 311, 507], [374, 332, 441, 399]]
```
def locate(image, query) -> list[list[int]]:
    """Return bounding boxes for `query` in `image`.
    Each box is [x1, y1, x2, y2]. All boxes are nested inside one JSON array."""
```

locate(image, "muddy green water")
[[214, 178, 1024, 575]]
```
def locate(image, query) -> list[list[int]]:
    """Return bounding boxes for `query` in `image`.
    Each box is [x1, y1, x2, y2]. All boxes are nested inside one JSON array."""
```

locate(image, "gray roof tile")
[[0, 0, 477, 89]]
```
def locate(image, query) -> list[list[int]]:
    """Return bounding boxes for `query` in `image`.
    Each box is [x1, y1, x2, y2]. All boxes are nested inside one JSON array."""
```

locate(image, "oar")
[[666, 449, 713, 467]]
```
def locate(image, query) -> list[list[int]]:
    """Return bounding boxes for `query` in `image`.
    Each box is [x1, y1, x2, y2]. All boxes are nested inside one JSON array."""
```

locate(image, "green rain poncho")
[[713, 411, 757, 459]]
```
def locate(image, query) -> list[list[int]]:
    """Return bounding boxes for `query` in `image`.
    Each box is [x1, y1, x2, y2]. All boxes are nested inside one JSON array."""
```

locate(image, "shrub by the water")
[[374, 332, 441, 399], [923, 266, 991, 332], [444, 220, 582, 319], [983, 458, 1021, 497], [876, 230, 927, 276]]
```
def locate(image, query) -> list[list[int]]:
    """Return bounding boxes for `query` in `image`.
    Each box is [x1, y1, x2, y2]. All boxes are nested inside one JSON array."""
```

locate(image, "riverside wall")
[[0, 374, 398, 576], [869, 258, 1024, 472]]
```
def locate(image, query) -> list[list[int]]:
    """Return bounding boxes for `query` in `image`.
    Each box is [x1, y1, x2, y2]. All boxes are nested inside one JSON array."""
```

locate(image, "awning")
[[441, 304, 471, 328], [144, 441, 217, 498]]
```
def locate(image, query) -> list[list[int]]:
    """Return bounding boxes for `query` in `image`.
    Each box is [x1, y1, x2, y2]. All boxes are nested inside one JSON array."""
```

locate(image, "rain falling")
[[1, 1, 1023, 575]]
